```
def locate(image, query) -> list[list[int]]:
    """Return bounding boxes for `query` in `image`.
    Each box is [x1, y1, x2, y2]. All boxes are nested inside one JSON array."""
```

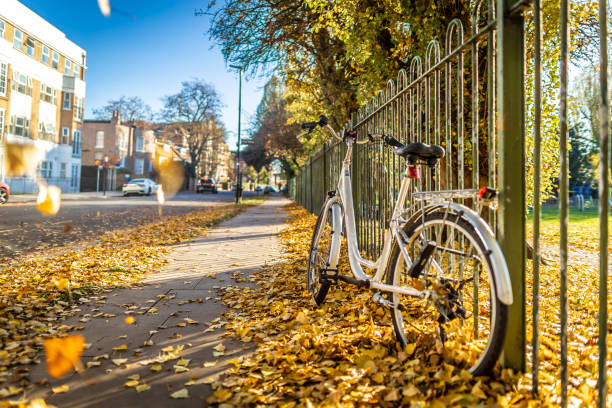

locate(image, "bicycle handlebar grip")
[[318, 115, 329, 127], [384, 135, 404, 148], [301, 121, 318, 130]]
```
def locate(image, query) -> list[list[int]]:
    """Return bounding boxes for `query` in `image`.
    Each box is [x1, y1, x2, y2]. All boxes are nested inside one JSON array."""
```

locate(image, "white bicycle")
[[301, 116, 513, 375]]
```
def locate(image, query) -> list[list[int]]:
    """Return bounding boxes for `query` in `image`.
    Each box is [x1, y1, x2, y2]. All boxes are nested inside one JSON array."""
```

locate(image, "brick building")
[[0, 0, 86, 193]]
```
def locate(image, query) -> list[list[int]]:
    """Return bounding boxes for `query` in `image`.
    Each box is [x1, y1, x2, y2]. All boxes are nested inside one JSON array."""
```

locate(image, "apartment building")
[[200, 137, 231, 182], [82, 111, 155, 178], [0, 0, 86, 193]]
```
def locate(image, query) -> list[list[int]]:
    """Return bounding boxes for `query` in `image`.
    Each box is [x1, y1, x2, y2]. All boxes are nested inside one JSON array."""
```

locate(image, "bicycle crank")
[[372, 291, 405, 311]]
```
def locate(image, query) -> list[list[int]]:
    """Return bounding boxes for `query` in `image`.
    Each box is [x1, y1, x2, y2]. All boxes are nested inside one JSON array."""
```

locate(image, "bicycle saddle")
[[396, 142, 445, 161]]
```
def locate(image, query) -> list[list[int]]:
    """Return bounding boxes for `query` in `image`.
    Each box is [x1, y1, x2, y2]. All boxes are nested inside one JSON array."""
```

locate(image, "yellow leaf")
[[125, 317, 135, 325], [170, 388, 189, 399], [294, 311, 309, 325], [135, 384, 151, 393], [36, 184, 61, 215], [124, 380, 139, 388], [203, 361, 217, 368], [148, 307, 159, 314], [150, 364, 163, 372], [51, 385, 69, 394], [213, 343, 226, 352], [112, 358, 127, 366], [127, 374, 140, 381], [112, 344, 128, 352], [372, 372, 384, 383], [27, 399, 48, 408], [93, 354, 108, 361], [176, 359, 190, 367], [174, 365, 189, 373], [4, 141, 40, 176], [86, 361, 101, 368], [404, 343, 416, 355], [213, 388, 232, 402], [53, 278, 70, 291], [44, 335, 85, 378]]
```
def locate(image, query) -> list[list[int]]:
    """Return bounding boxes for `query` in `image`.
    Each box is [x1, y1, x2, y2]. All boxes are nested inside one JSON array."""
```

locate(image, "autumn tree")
[[243, 76, 303, 177], [160, 80, 225, 176], [92, 96, 153, 122]]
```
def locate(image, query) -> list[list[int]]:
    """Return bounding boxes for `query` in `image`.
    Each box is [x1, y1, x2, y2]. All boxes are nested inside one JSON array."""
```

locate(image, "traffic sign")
[[241, 139, 254, 145]]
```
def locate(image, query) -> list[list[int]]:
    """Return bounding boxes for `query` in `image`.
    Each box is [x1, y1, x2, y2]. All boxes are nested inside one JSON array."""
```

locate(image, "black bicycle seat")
[[395, 142, 445, 161]]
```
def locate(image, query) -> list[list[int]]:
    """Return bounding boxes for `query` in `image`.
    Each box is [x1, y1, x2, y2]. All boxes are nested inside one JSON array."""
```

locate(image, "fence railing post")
[[496, 0, 526, 372]]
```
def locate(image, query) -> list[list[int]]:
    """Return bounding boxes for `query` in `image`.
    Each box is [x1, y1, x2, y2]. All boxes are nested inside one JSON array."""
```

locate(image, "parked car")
[[254, 186, 264, 193], [197, 178, 218, 194], [264, 185, 279, 194], [122, 178, 158, 196], [0, 182, 10, 204]]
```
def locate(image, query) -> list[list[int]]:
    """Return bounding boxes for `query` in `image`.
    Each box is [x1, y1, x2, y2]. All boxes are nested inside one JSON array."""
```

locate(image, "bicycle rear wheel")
[[386, 210, 508, 376], [307, 201, 341, 305]]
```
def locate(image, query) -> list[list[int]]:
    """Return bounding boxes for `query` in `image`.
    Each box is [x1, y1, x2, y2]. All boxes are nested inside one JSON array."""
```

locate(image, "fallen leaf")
[[150, 364, 162, 372], [44, 335, 85, 378], [125, 317, 135, 325], [112, 359, 127, 366], [51, 385, 69, 394], [170, 388, 189, 399], [136, 384, 151, 393]]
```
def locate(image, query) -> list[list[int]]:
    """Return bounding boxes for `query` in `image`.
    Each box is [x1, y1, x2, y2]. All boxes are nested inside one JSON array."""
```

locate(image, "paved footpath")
[[25, 195, 290, 408]]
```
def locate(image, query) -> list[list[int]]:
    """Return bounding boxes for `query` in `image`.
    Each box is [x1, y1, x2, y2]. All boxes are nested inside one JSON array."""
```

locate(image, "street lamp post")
[[229, 64, 243, 204]]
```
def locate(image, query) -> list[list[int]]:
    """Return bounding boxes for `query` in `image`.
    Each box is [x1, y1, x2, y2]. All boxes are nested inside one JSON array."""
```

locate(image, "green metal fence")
[[289, 0, 609, 406]]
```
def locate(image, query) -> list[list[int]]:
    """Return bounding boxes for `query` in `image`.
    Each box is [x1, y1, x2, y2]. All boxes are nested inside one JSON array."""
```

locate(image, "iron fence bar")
[[531, 0, 542, 396], [596, 0, 609, 406], [353, 21, 497, 130], [497, 0, 526, 371], [559, 0, 569, 405]]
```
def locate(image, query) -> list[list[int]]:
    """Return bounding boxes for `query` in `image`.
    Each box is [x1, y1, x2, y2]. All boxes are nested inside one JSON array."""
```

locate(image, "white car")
[[122, 178, 158, 196]]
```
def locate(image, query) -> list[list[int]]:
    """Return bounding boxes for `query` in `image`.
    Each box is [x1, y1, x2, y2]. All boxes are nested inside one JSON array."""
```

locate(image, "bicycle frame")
[[321, 136, 513, 305]]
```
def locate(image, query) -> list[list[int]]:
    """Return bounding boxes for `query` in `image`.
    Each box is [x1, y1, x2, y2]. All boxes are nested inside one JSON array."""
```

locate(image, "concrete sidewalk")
[[26, 195, 291, 407]]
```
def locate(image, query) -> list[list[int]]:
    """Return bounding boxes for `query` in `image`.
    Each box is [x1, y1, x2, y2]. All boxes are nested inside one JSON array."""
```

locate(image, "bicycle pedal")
[[372, 291, 405, 311], [408, 241, 437, 278]]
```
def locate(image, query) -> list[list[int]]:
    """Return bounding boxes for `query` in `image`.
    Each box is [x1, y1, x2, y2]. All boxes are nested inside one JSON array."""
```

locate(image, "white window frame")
[[63, 92, 71, 110], [0, 109, 5, 143], [39, 160, 52, 179], [120, 133, 127, 149], [42, 45, 50, 64], [12, 71, 31, 96], [73, 65, 79, 79], [74, 96, 83, 121], [135, 135, 144, 152], [52, 51, 59, 69], [25, 38, 35, 57], [61, 127, 69, 144], [72, 129, 81, 155], [13, 29, 22, 50], [0, 62, 7, 97], [40, 83, 56, 104], [60, 163, 67, 179], [135, 158, 144, 175], [10, 115, 29, 137], [95, 130, 104, 148], [64, 59, 71, 76], [0, 20, 5, 39], [70, 164, 79, 188]]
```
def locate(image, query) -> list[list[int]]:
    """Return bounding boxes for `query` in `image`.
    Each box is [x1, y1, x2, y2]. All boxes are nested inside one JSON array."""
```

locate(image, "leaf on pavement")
[[44, 335, 85, 378], [169, 388, 189, 399]]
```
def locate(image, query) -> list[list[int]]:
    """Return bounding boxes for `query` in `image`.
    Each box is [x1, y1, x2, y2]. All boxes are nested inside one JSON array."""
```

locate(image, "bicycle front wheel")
[[386, 210, 508, 376], [307, 201, 341, 305]]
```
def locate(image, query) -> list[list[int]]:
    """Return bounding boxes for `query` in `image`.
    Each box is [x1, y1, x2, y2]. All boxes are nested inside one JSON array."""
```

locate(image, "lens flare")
[[157, 186, 165, 205], [97, 0, 111, 16], [36, 184, 61, 215]]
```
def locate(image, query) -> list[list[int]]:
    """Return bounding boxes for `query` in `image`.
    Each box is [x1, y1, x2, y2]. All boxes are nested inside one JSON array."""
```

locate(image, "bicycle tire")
[[386, 210, 508, 376], [306, 201, 340, 305]]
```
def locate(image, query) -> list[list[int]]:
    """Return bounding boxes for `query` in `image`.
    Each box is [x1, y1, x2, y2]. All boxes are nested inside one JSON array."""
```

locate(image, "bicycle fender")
[[327, 203, 343, 270], [404, 202, 513, 305]]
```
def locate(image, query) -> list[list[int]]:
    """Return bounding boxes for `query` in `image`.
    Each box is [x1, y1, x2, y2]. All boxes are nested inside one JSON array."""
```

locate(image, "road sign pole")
[[231, 66, 243, 204]]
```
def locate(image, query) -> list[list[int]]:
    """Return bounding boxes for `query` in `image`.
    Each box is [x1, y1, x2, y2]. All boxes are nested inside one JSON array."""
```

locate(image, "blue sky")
[[20, 0, 269, 149]]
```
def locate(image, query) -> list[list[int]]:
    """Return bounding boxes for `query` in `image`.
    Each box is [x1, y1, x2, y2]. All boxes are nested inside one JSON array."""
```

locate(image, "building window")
[[64, 59, 71, 76], [42, 45, 50, 64], [135, 158, 144, 175], [73, 65, 79, 79], [63, 92, 71, 110], [40, 84, 57, 104], [71, 164, 79, 188], [9, 115, 30, 137], [60, 163, 67, 179], [119, 132, 127, 149], [0, 109, 5, 143], [94, 152, 103, 161], [39, 160, 52, 178], [25, 38, 35, 57], [13, 29, 22, 50], [135, 135, 144, 152], [95, 130, 104, 148], [0, 62, 7, 97], [61, 127, 69, 144], [38, 122, 56, 142], [52, 51, 59, 69], [74, 96, 83, 121], [11, 71, 31, 96], [72, 130, 81, 155], [0, 20, 4, 39]]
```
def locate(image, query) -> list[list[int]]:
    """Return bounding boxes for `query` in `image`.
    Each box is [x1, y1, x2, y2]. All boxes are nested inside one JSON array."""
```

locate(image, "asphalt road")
[[0, 191, 255, 262]]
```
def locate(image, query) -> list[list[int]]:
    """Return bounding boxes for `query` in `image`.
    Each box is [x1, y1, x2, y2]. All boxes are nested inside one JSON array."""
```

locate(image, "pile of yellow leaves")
[[209, 204, 536, 407], [0, 201, 258, 403]]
